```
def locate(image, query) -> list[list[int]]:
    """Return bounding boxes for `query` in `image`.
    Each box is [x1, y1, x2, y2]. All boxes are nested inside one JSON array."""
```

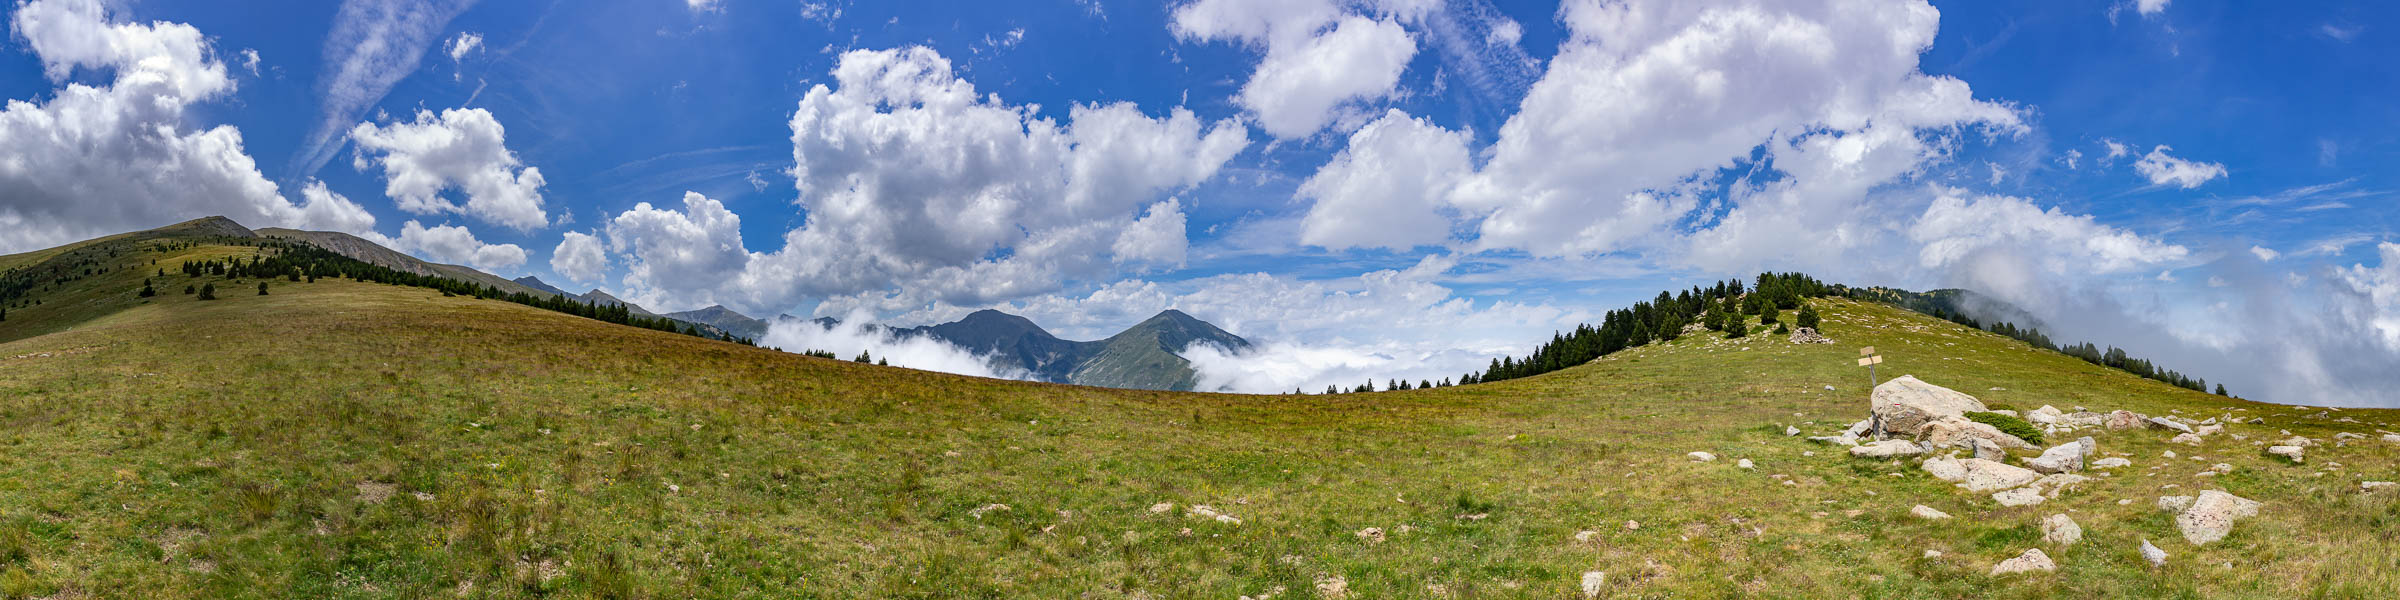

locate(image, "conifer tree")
[[1796, 303, 1821, 330], [139, 280, 156, 297], [1760, 303, 1779, 325], [257, 282, 269, 295], [1726, 316, 1748, 338], [184, 284, 195, 295], [198, 283, 216, 300], [2214, 384, 2228, 396]]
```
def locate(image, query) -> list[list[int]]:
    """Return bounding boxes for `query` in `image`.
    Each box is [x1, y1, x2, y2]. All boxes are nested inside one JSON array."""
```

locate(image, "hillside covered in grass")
[[3, 229, 2399, 599]]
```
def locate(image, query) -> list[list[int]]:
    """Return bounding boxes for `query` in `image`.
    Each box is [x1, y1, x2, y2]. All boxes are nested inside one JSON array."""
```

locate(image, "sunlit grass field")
[[3, 238, 2397, 598]]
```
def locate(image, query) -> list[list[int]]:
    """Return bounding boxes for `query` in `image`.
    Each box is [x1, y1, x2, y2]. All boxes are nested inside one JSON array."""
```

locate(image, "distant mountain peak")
[[511, 275, 567, 297]]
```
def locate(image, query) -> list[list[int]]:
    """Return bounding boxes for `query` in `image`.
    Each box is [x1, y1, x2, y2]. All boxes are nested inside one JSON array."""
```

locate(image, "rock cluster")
[[1787, 327, 1834, 344]]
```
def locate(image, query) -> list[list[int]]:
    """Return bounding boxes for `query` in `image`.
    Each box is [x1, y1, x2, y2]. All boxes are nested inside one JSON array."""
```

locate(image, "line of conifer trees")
[[1317, 272, 1833, 394]]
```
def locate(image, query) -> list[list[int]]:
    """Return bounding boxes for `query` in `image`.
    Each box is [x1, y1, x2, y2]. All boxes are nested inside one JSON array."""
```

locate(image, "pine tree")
[[184, 285, 195, 295], [1796, 303, 1820, 330], [1760, 303, 1779, 325], [139, 280, 156, 297], [1327, 385, 1340, 395], [198, 283, 216, 300], [1, 306, 7, 322], [2214, 384, 2228, 396], [1726, 316, 1748, 338], [1774, 322, 1789, 335], [878, 358, 888, 366], [854, 350, 872, 363], [257, 282, 270, 295]]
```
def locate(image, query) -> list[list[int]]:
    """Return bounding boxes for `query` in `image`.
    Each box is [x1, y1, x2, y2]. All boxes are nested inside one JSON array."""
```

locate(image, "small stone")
[[1737, 458, 1756, 470], [969, 503, 1010, 519], [1910, 505, 1952, 520], [1989, 548, 2057, 575], [2140, 539, 2169, 567], [1688, 451, 1717, 462], [1580, 571, 1606, 598], [2170, 433, 2204, 446], [2092, 457, 2132, 469], [1355, 527, 1385, 544], [1150, 502, 1175, 514], [2362, 481, 2395, 492], [1574, 530, 1599, 542], [1624, 520, 1641, 530], [1924, 550, 1943, 559], [2266, 445, 2305, 463], [2041, 514, 2082, 546]]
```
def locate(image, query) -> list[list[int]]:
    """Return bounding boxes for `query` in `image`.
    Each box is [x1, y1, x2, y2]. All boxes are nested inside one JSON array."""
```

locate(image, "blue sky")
[[3, 0, 2398, 404]]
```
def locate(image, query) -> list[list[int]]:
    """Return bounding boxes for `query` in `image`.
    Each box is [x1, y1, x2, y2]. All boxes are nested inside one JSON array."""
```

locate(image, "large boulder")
[[2175, 490, 2261, 545], [1959, 458, 2041, 492], [1871, 376, 1989, 436], [1924, 416, 2036, 451]]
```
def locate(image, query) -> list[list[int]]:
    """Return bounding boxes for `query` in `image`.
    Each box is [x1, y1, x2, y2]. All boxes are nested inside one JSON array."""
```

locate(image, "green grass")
[[2, 238, 2398, 598], [1967, 411, 2046, 446]]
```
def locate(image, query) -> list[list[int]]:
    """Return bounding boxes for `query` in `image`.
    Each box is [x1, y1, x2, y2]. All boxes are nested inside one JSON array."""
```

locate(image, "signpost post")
[[1858, 347, 1884, 438]]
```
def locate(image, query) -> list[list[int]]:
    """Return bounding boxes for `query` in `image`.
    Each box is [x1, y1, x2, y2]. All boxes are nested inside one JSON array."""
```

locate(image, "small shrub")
[[1965, 411, 2043, 445]]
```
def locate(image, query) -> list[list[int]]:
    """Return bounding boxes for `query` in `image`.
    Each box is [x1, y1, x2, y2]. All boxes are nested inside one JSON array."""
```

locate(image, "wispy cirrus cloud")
[[290, 0, 479, 179]]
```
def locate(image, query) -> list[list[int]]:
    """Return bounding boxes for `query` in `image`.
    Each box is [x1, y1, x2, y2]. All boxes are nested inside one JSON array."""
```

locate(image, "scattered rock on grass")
[[1736, 458, 1755, 470], [2041, 514, 2082, 546], [354, 481, 396, 505], [1910, 505, 1952, 520], [1356, 527, 1385, 544], [2092, 457, 2132, 469], [1580, 571, 1607, 598], [1689, 452, 1717, 462], [2175, 490, 2261, 545], [1959, 459, 2041, 492], [1989, 548, 2057, 575], [2140, 539, 2168, 567], [1785, 426, 1801, 436], [2024, 440, 2090, 474], [1922, 456, 1967, 482], [2171, 433, 2205, 446], [2266, 445, 2305, 463]]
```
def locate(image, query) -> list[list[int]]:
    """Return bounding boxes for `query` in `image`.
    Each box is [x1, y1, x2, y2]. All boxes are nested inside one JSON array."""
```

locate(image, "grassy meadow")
[[2, 238, 2398, 598]]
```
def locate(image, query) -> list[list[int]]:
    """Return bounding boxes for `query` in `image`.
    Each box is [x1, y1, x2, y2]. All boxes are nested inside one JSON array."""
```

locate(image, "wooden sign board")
[[1856, 355, 1884, 366], [1859, 346, 1876, 356]]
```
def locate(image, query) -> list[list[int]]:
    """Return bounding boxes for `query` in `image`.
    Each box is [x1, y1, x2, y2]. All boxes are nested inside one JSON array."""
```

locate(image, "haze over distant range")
[[0, 0, 2395, 403]]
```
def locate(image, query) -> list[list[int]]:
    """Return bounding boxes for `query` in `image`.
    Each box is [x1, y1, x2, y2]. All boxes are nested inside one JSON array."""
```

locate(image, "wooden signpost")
[[1858, 346, 1884, 438]]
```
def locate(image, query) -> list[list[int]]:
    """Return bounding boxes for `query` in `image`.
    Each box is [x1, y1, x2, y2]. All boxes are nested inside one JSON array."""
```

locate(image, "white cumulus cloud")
[[0, 0, 379, 252], [1171, 0, 1426, 138], [551, 231, 609, 284], [350, 108, 551, 231], [390, 220, 527, 272], [1298, 109, 1471, 251], [594, 46, 1246, 316], [2133, 145, 2226, 189]]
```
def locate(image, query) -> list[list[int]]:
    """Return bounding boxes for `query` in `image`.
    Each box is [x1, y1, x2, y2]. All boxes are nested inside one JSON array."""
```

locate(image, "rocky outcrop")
[[1787, 327, 1833, 344], [1871, 376, 1989, 436], [1910, 505, 1953, 520]]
